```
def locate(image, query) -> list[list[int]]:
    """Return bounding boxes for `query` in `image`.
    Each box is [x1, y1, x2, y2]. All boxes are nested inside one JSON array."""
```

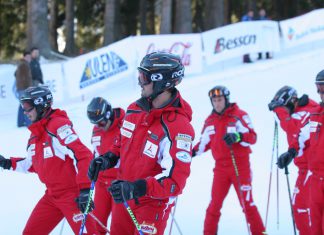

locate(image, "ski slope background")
[[1, 43, 324, 235]]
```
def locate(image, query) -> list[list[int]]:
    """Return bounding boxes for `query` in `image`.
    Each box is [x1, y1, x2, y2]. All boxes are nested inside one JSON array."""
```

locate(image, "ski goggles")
[[317, 84, 324, 94], [138, 71, 151, 86], [209, 88, 229, 98], [21, 100, 35, 113]]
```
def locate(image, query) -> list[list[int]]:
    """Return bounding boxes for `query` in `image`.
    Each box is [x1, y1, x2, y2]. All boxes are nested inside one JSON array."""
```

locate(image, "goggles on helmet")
[[21, 100, 35, 113], [138, 71, 151, 86], [209, 88, 228, 98]]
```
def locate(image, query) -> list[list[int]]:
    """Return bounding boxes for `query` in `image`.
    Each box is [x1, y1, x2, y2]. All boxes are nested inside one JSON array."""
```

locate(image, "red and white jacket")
[[291, 103, 324, 176], [112, 89, 195, 200], [10, 109, 92, 195], [193, 103, 256, 166], [273, 97, 318, 170], [91, 108, 125, 185]]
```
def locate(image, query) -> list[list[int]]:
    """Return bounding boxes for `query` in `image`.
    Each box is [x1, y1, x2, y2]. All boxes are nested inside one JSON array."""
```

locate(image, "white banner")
[[63, 37, 137, 98], [0, 65, 18, 117], [202, 21, 280, 65], [280, 9, 324, 48], [134, 34, 203, 75], [42, 63, 64, 103]]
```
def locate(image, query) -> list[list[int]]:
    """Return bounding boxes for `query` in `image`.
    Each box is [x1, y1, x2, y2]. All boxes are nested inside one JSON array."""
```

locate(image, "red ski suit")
[[273, 97, 318, 235], [290, 103, 324, 235], [193, 103, 265, 235], [109, 90, 195, 235], [90, 108, 124, 235], [10, 109, 98, 235]]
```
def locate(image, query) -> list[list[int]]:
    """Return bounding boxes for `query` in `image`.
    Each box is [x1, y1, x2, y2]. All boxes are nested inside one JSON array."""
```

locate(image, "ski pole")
[[265, 122, 278, 228], [285, 166, 297, 235], [123, 201, 144, 235], [276, 123, 280, 230], [169, 208, 183, 235], [74, 212, 110, 234], [78, 164, 100, 235], [230, 147, 251, 235], [168, 197, 178, 235]]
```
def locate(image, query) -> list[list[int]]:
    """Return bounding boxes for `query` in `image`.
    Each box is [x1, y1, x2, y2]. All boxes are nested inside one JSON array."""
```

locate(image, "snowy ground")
[[1, 43, 324, 235]]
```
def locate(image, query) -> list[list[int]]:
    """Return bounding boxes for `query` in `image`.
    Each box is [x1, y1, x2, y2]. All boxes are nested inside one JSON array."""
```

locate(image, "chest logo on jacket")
[[143, 140, 158, 158], [43, 146, 54, 158]]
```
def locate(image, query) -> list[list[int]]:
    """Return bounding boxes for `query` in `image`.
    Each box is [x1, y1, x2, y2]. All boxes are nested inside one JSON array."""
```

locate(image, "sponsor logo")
[[140, 222, 157, 234], [175, 133, 192, 141], [214, 35, 256, 54], [146, 42, 192, 66], [176, 139, 191, 152], [171, 68, 184, 78], [143, 140, 158, 158], [34, 97, 43, 105], [58, 127, 73, 139], [123, 120, 135, 131], [43, 146, 54, 158], [79, 51, 128, 89], [121, 128, 132, 138], [64, 134, 78, 144], [151, 73, 163, 81], [288, 27, 295, 40], [176, 151, 191, 163]]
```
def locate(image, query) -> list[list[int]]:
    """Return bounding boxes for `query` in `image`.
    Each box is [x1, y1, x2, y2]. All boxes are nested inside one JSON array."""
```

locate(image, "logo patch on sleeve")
[[143, 140, 158, 158], [176, 133, 192, 151], [57, 125, 73, 139], [176, 151, 191, 163], [64, 134, 78, 144]]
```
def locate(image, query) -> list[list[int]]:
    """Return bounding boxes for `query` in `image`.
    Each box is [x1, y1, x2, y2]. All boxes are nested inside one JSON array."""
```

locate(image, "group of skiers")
[[0, 51, 324, 235]]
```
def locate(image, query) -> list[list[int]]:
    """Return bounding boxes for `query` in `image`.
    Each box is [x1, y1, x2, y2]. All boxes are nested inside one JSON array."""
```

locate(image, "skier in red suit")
[[278, 70, 324, 235], [0, 86, 98, 235], [193, 85, 266, 235], [88, 52, 195, 235], [269, 86, 318, 235], [87, 97, 124, 234]]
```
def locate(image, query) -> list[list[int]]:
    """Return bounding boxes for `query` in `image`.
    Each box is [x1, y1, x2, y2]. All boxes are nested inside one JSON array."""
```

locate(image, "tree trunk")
[[27, 0, 52, 58], [49, 0, 58, 51], [64, 0, 75, 56], [160, 0, 172, 34], [139, 0, 147, 34], [103, 0, 116, 45], [174, 0, 192, 33], [204, 0, 224, 30]]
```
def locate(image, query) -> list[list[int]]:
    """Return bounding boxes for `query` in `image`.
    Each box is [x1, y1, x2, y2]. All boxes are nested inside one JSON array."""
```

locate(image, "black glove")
[[88, 152, 119, 181], [277, 148, 297, 169], [223, 133, 242, 146], [75, 188, 94, 213], [0, 155, 11, 170], [192, 149, 197, 158], [108, 179, 147, 204], [268, 99, 284, 111]]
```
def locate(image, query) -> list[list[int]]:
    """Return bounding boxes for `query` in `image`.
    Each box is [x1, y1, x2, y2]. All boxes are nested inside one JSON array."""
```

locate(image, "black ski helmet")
[[87, 97, 112, 124], [315, 70, 324, 84], [208, 85, 230, 106], [137, 52, 184, 100], [20, 86, 53, 121], [273, 86, 298, 106]]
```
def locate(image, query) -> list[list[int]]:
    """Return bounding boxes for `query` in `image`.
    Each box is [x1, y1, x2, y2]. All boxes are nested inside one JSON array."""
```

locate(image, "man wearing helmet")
[[0, 86, 99, 234], [278, 70, 324, 234], [269, 86, 318, 235], [86, 97, 125, 235], [193, 86, 266, 235], [88, 52, 195, 235]]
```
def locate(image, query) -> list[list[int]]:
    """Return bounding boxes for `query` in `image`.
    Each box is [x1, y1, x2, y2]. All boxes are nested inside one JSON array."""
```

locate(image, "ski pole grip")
[[284, 166, 289, 175], [92, 161, 101, 182]]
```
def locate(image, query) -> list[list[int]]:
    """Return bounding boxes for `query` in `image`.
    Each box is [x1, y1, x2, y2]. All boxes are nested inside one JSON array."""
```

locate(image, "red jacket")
[[193, 103, 256, 167], [114, 89, 195, 199], [10, 109, 92, 195], [91, 108, 125, 185], [273, 97, 318, 170], [291, 103, 324, 176]]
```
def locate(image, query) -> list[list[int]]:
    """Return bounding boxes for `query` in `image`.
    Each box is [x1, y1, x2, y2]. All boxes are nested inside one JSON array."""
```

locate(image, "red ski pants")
[[23, 190, 98, 235], [92, 181, 114, 234], [309, 174, 324, 235], [203, 165, 265, 235], [110, 198, 173, 235], [292, 170, 311, 235]]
